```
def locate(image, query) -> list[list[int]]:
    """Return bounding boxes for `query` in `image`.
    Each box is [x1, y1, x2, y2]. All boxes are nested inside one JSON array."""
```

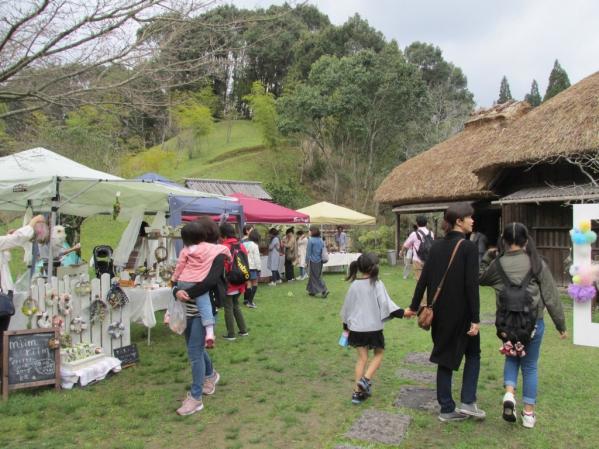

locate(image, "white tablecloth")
[[323, 252, 361, 271], [61, 355, 122, 389], [259, 255, 285, 277], [123, 287, 172, 328]]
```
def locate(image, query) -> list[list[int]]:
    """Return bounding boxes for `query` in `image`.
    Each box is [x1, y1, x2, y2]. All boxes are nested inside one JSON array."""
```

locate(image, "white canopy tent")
[[0, 148, 227, 218], [0, 148, 229, 275]]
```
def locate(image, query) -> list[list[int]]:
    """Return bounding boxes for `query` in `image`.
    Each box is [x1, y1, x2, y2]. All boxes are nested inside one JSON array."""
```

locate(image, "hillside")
[[124, 120, 303, 185]]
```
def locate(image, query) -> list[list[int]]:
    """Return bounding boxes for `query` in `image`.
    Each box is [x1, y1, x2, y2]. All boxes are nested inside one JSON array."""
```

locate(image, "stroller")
[[93, 245, 115, 279]]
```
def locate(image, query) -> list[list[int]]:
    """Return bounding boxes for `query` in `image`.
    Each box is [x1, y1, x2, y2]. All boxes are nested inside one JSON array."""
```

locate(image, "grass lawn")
[[1, 265, 597, 449], [124, 120, 303, 186]]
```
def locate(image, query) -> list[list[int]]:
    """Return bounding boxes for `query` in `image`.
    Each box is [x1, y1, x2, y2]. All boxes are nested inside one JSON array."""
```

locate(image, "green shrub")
[[351, 225, 394, 258]]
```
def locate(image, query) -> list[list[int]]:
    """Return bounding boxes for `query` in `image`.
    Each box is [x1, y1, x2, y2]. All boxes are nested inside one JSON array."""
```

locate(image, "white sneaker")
[[276, 280, 282, 284], [268, 281, 276, 286], [502, 392, 517, 423], [522, 411, 536, 428]]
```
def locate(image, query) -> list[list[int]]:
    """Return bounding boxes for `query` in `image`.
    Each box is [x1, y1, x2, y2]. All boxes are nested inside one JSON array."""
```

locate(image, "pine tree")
[[543, 59, 571, 102], [497, 76, 513, 104], [524, 79, 541, 107]]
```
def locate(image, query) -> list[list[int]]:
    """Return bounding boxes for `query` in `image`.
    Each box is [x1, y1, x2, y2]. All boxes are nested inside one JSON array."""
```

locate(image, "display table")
[[123, 286, 172, 328], [60, 355, 122, 389], [259, 255, 285, 279], [323, 252, 361, 272]]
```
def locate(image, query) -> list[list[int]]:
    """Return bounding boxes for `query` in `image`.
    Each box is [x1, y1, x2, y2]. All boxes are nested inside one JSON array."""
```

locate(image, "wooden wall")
[[502, 202, 573, 285]]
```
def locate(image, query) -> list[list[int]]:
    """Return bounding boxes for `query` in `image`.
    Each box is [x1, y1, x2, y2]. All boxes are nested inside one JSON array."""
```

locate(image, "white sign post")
[[572, 204, 599, 347]]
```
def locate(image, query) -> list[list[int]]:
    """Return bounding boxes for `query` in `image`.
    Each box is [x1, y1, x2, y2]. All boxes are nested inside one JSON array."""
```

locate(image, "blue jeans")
[[436, 334, 481, 413], [504, 319, 545, 405], [184, 315, 214, 400], [177, 281, 214, 326]]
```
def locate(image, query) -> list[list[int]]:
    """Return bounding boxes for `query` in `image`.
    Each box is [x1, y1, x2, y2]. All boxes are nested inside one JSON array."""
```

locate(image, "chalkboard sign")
[[2, 328, 61, 400], [113, 344, 139, 368]]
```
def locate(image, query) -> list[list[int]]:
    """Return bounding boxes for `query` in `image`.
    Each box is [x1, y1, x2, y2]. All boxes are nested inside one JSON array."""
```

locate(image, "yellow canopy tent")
[[297, 201, 375, 225]]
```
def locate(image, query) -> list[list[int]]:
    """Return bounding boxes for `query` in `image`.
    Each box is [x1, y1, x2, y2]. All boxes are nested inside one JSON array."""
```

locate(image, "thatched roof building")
[[375, 71, 599, 206], [376, 71, 599, 285]]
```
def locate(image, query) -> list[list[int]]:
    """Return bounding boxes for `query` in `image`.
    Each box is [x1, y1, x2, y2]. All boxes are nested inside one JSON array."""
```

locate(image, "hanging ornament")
[[69, 316, 88, 334], [112, 191, 121, 220], [58, 293, 72, 316], [21, 297, 39, 329], [37, 312, 52, 329], [89, 296, 108, 324], [107, 321, 125, 339]]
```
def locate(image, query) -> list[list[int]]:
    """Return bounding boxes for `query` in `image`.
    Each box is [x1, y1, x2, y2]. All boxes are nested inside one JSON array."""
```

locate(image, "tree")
[[278, 44, 428, 210], [244, 81, 279, 150], [0, 1, 252, 120], [404, 42, 474, 150], [172, 91, 214, 160], [544, 59, 571, 102], [524, 79, 542, 107], [497, 76, 513, 104]]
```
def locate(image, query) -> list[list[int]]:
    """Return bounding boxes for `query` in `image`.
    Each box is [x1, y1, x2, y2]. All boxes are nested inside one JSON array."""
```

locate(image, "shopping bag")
[[167, 298, 187, 335]]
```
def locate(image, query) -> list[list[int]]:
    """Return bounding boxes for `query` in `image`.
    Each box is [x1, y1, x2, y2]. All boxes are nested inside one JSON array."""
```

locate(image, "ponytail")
[[345, 253, 379, 284], [346, 261, 359, 282]]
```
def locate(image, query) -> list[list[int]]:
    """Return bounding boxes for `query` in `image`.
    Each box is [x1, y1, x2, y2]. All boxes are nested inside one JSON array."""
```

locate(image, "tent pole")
[[47, 178, 60, 280]]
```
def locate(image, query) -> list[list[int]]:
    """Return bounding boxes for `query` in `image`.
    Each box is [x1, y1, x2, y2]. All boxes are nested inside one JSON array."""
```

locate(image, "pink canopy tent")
[[181, 193, 310, 224]]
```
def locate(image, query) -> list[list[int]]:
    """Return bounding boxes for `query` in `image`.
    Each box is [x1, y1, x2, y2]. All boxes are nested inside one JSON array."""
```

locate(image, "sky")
[[230, 0, 599, 106]]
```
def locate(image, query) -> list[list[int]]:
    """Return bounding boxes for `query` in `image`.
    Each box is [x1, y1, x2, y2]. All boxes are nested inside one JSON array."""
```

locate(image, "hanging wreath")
[[107, 321, 125, 339], [58, 293, 72, 316], [89, 296, 108, 324], [106, 284, 129, 309], [52, 315, 65, 334], [37, 311, 52, 329], [154, 245, 168, 263], [75, 280, 92, 296], [21, 297, 39, 329], [69, 316, 88, 334], [45, 290, 58, 308]]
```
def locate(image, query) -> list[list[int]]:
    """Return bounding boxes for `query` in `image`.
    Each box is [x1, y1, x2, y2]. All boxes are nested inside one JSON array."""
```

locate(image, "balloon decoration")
[[567, 220, 599, 303]]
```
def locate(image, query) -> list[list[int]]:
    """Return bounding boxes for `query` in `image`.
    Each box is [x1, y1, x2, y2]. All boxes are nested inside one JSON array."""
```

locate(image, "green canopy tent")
[[0, 148, 227, 276]]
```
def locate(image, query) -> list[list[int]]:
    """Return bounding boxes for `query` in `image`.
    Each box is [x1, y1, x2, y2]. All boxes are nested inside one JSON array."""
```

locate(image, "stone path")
[[345, 409, 411, 445], [396, 368, 436, 383], [337, 352, 441, 447], [394, 386, 439, 413], [403, 352, 434, 367]]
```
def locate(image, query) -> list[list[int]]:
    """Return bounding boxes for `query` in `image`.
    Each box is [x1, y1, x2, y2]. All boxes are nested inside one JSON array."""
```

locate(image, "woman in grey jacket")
[[480, 222, 567, 429]]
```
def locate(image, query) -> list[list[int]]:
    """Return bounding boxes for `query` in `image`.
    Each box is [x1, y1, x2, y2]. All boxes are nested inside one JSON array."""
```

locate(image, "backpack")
[[415, 230, 434, 262], [226, 243, 250, 285], [494, 259, 538, 348]]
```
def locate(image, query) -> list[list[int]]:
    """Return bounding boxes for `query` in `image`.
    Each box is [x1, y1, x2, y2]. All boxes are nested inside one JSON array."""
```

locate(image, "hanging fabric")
[[113, 209, 144, 267]]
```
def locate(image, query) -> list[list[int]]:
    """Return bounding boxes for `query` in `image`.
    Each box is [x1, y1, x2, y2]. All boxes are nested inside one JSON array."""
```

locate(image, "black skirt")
[[348, 330, 385, 349]]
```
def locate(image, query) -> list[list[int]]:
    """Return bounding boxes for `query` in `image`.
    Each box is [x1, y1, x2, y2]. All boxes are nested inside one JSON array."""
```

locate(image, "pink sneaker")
[[203, 371, 220, 395], [176, 393, 204, 416]]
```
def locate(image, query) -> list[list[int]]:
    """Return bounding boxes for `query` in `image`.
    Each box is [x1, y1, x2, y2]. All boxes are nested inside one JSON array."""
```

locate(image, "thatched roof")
[[375, 71, 599, 205]]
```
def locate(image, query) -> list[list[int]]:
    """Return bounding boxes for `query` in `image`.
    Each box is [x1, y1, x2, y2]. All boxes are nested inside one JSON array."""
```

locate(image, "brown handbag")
[[417, 239, 464, 330]]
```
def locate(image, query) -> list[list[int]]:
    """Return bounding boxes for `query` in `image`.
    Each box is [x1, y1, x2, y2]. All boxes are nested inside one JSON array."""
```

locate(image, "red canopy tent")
[[228, 193, 309, 224]]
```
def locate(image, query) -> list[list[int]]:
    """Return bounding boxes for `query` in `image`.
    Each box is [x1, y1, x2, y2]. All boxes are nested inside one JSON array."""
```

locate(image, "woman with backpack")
[[479, 222, 567, 428], [407, 203, 484, 422], [219, 224, 249, 341]]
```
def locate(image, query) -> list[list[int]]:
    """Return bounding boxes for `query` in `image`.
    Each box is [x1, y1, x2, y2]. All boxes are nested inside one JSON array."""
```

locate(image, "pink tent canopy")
[[229, 193, 310, 224]]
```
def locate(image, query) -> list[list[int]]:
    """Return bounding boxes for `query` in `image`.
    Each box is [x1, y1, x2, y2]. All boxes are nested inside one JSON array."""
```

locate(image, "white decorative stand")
[[572, 204, 599, 347]]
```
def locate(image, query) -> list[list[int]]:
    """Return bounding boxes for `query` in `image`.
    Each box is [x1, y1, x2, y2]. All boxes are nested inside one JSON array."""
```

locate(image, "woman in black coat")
[[408, 203, 484, 422]]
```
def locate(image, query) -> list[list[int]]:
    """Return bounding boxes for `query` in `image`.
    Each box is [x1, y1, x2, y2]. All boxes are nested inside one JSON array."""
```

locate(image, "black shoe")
[[308, 293, 316, 297], [238, 331, 249, 337], [357, 377, 371, 396], [322, 291, 329, 298], [351, 391, 367, 404], [222, 335, 236, 341]]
